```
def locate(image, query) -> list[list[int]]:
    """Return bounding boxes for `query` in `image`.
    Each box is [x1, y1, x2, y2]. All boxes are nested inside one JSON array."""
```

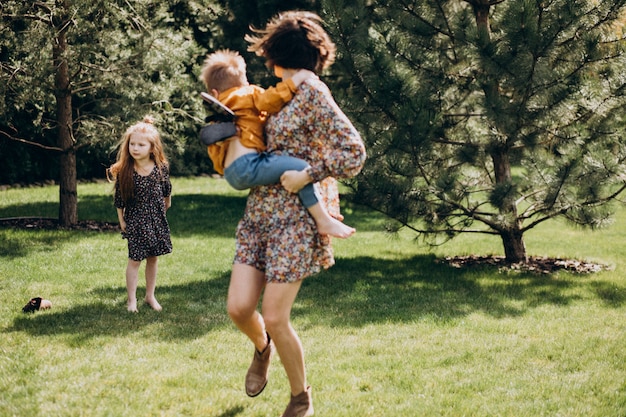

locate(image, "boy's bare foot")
[[145, 297, 162, 312], [317, 217, 356, 238], [127, 299, 138, 313]]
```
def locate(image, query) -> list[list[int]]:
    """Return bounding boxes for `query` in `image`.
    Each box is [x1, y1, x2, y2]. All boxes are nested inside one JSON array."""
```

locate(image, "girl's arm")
[[161, 166, 172, 211], [114, 181, 127, 232], [116, 208, 126, 232]]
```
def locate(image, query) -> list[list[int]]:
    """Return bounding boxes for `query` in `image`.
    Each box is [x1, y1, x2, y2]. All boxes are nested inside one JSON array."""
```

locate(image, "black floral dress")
[[115, 165, 172, 261]]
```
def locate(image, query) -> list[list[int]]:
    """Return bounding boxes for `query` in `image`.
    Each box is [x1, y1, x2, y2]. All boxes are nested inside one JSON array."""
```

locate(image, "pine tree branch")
[[1, 62, 26, 82], [71, 85, 97, 95], [2, 13, 50, 24], [398, 0, 454, 38], [327, 10, 399, 125], [431, 137, 480, 148], [355, 198, 500, 237], [0, 130, 63, 152], [557, 2, 624, 49], [521, 183, 626, 232], [404, 223, 501, 238], [523, 0, 619, 99], [461, 0, 506, 7], [444, 200, 503, 232], [33, 2, 52, 14], [3, 2, 53, 24]]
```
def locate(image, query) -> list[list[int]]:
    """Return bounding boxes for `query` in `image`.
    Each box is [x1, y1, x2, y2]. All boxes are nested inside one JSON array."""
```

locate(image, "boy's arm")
[[254, 80, 297, 114]]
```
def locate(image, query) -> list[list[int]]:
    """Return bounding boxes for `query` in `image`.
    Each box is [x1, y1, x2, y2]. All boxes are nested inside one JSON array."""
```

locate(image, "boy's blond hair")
[[201, 49, 248, 93]]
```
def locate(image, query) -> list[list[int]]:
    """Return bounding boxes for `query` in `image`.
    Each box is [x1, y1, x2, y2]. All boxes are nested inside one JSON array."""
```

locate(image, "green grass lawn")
[[1, 177, 624, 416]]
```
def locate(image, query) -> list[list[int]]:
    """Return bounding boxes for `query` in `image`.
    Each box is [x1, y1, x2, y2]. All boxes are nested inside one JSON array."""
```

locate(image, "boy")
[[201, 49, 354, 238]]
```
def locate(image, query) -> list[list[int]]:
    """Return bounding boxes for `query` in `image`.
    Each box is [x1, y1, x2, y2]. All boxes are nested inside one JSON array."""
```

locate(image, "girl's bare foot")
[[317, 218, 356, 238], [145, 297, 162, 312], [127, 299, 138, 313]]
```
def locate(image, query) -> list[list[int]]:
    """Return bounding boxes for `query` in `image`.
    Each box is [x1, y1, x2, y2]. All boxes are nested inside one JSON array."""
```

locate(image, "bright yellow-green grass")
[[0, 177, 624, 416]]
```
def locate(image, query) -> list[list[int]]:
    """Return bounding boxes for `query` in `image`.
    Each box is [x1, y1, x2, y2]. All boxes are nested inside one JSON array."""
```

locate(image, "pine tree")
[[0, 0, 207, 225], [323, 0, 626, 263]]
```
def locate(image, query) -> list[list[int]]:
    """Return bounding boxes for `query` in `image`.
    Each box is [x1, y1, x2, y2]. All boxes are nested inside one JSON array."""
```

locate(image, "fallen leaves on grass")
[[439, 255, 610, 274], [0, 217, 119, 232]]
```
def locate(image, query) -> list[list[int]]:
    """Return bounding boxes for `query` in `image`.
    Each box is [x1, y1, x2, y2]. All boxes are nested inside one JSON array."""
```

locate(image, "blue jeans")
[[224, 152, 319, 208]]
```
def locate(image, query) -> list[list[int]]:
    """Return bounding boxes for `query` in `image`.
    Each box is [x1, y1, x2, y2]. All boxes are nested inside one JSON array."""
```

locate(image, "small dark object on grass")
[[22, 297, 52, 313]]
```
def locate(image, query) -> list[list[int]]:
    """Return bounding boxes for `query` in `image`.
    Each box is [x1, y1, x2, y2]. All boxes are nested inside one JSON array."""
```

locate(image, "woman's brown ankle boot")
[[281, 386, 313, 417], [245, 333, 272, 397]]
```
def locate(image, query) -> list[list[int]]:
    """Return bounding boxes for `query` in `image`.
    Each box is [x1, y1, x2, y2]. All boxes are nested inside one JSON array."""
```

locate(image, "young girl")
[[107, 116, 172, 312]]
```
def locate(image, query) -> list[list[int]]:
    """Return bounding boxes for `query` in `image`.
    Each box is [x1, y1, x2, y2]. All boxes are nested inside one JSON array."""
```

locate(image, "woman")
[[226, 11, 366, 417]]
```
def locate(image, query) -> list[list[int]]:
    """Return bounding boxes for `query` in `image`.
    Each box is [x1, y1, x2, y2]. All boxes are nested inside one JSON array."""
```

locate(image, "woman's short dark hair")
[[246, 11, 336, 73]]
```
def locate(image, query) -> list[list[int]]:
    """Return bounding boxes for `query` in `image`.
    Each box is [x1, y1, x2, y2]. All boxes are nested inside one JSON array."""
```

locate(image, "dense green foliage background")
[[0, 0, 317, 185], [2, 0, 625, 259], [322, 0, 626, 261]]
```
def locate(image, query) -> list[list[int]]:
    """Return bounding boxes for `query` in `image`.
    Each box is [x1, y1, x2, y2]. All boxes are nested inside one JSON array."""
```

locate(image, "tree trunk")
[[53, 11, 77, 226], [472, 0, 528, 264], [492, 148, 527, 263], [500, 228, 528, 264], [471, 0, 492, 46], [490, 151, 525, 264]]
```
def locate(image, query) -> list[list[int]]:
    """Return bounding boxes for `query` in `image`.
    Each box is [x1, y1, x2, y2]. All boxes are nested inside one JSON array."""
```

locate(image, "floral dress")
[[115, 165, 172, 261], [234, 78, 366, 283]]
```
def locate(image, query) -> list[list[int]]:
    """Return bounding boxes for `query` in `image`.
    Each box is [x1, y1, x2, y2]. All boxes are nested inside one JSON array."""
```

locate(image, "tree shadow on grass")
[[0, 230, 72, 258], [7, 254, 619, 344], [5, 274, 232, 343], [0, 201, 59, 219], [0, 193, 247, 260], [589, 280, 626, 307], [297, 254, 600, 326], [214, 406, 245, 417]]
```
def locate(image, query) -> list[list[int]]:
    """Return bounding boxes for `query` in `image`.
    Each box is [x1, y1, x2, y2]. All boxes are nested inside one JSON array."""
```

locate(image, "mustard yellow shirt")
[[207, 79, 297, 174]]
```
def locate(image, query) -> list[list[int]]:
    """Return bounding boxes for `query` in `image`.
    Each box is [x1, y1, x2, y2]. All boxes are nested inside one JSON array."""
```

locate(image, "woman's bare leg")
[[262, 280, 307, 396], [144, 256, 162, 311], [228, 263, 274, 396], [227, 263, 268, 351]]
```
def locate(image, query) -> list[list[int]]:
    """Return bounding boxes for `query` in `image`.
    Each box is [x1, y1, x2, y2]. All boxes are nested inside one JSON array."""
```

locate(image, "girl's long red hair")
[[107, 116, 168, 204]]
